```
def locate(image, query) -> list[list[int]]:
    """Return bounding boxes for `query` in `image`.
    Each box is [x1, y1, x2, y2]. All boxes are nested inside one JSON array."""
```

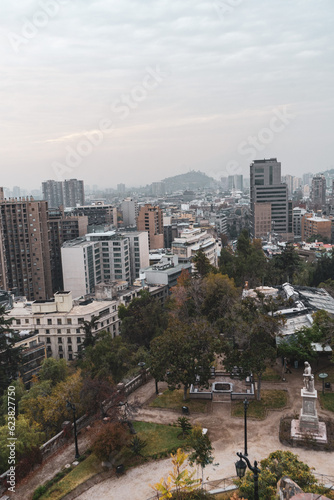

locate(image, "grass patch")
[[149, 389, 208, 413], [132, 421, 184, 457], [260, 366, 281, 381], [232, 390, 288, 419], [38, 453, 102, 500], [319, 393, 334, 412]]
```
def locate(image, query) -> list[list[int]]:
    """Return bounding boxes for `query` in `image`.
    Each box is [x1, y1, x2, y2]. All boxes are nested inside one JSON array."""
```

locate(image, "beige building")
[[253, 202, 272, 238], [171, 228, 218, 267], [8, 291, 122, 361], [301, 214, 332, 242], [136, 204, 164, 249]]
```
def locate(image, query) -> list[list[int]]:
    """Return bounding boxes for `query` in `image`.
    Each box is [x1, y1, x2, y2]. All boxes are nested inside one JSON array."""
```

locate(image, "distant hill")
[[162, 170, 219, 191]]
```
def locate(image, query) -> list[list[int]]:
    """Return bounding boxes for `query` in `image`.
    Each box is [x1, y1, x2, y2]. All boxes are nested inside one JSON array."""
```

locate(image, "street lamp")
[[243, 398, 249, 456], [235, 452, 261, 500], [66, 400, 80, 460]]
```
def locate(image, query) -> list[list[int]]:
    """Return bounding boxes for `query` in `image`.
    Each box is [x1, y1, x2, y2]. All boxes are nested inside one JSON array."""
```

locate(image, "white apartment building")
[[8, 291, 121, 361], [61, 231, 149, 298], [171, 228, 218, 267]]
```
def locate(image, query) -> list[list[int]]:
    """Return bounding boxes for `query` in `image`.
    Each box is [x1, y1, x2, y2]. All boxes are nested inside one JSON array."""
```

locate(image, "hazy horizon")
[[1, 1, 333, 190]]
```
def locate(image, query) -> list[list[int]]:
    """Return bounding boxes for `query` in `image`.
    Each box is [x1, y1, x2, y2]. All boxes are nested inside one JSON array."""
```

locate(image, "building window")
[[67, 329, 70, 334], [76, 328, 80, 333], [46, 329, 50, 334], [46, 338, 51, 344], [58, 338, 62, 343], [36, 318, 40, 325], [68, 345, 72, 352], [67, 337, 72, 343], [57, 329, 61, 334], [57, 319, 62, 325], [58, 345, 63, 352], [67, 319, 72, 325], [59, 353, 63, 358], [47, 319, 52, 325], [16, 319, 21, 325], [68, 353, 73, 361], [25, 319, 29, 324], [77, 337, 81, 343]]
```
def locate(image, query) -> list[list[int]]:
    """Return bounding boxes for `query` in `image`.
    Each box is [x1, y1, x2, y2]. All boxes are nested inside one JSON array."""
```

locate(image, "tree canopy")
[[150, 318, 220, 400], [119, 290, 168, 348]]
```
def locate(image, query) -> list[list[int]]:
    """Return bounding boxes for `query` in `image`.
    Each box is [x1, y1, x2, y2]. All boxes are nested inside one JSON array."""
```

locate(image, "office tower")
[[12, 186, 21, 198], [136, 204, 164, 249], [250, 158, 290, 238], [121, 197, 138, 227], [228, 175, 243, 192], [0, 196, 52, 300], [62, 179, 85, 207], [42, 180, 63, 208], [311, 175, 326, 207], [220, 177, 228, 191]]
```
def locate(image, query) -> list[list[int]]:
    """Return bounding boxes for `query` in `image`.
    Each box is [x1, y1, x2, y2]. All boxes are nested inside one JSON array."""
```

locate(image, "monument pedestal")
[[299, 388, 319, 431], [291, 387, 327, 444]]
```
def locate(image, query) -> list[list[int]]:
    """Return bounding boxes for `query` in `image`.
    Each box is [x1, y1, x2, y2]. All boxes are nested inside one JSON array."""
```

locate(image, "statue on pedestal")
[[303, 361, 314, 392]]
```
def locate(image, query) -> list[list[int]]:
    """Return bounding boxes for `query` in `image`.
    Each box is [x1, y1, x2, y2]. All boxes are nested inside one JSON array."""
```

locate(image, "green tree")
[[201, 272, 239, 326], [0, 379, 25, 425], [81, 315, 99, 349], [269, 243, 302, 284], [129, 435, 147, 457], [0, 305, 21, 393], [0, 416, 45, 474], [222, 298, 283, 400], [193, 250, 215, 277], [82, 332, 133, 383], [119, 290, 167, 348], [150, 318, 219, 400], [39, 358, 69, 385], [187, 426, 214, 486], [176, 417, 192, 439], [236, 450, 321, 500]]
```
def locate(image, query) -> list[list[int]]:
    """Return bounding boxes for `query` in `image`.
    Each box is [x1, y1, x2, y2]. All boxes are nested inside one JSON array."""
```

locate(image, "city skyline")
[[1, 1, 334, 189]]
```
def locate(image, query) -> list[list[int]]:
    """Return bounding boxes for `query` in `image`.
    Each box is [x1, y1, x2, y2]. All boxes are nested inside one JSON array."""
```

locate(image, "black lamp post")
[[243, 398, 249, 456], [66, 400, 80, 459], [235, 452, 260, 500]]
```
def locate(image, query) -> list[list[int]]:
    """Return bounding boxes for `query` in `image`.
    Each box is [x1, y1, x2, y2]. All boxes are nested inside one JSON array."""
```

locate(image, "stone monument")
[[291, 361, 327, 444]]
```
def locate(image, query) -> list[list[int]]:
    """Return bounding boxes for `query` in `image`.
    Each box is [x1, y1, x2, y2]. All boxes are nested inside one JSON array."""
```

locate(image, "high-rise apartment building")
[[250, 158, 291, 238], [228, 175, 243, 192], [137, 204, 164, 249], [42, 179, 84, 208], [42, 180, 63, 208], [0, 196, 52, 300], [63, 179, 85, 207], [61, 230, 149, 297], [121, 197, 138, 227], [311, 175, 326, 207]]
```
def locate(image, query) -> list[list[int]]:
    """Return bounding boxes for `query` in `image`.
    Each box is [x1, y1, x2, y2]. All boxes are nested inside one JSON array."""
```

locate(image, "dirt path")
[[9, 362, 334, 500]]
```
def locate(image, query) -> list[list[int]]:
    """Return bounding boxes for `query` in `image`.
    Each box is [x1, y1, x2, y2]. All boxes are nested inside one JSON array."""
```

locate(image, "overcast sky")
[[1, 0, 333, 190]]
